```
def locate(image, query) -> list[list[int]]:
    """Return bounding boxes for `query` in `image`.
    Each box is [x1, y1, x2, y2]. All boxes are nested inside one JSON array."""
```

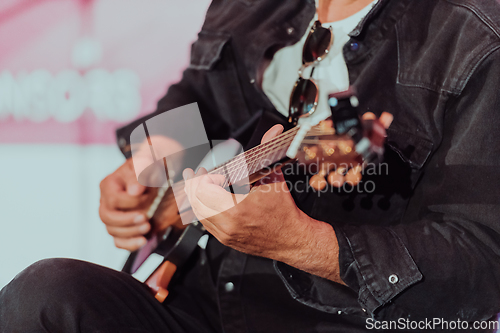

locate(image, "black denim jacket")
[[117, 0, 500, 330]]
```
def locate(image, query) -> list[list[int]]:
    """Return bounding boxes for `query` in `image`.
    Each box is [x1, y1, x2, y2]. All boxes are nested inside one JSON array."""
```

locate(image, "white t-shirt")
[[262, 1, 377, 127]]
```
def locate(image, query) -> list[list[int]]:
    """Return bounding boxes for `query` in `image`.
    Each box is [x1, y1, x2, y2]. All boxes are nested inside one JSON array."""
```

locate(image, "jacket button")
[[350, 42, 359, 51], [250, 79, 255, 84], [224, 282, 235, 292], [287, 27, 295, 35], [389, 274, 399, 284]]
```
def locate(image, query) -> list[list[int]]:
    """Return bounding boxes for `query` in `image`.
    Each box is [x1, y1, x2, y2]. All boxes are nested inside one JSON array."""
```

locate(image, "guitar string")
[[162, 126, 330, 192], [208, 126, 331, 187], [208, 124, 329, 176], [207, 127, 299, 175], [217, 126, 329, 176], [209, 125, 330, 183], [209, 127, 301, 179]]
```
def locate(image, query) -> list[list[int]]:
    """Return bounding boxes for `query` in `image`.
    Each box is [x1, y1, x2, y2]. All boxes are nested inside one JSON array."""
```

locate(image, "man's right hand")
[[99, 158, 157, 251]]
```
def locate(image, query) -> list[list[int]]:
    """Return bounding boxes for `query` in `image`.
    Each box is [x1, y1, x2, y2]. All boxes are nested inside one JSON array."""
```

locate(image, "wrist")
[[280, 213, 344, 284]]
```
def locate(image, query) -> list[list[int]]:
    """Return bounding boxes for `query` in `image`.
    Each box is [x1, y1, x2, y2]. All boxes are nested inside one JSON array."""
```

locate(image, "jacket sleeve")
[[115, 63, 232, 159], [115, 0, 238, 159], [275, 48, 500, 322]]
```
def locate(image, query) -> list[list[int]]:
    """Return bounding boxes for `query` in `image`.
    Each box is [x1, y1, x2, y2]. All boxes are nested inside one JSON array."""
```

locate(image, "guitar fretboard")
[[207, 126, 306, 188]]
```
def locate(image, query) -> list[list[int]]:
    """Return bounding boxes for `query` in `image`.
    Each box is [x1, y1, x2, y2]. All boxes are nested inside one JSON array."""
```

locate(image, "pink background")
[[0, 0, 210, 144]]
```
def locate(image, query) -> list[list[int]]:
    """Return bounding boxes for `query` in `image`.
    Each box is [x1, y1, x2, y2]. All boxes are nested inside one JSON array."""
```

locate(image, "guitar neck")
[[208, 127, 300, 187]]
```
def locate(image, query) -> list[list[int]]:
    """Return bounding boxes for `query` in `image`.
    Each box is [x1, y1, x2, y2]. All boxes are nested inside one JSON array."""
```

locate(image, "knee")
[[0, 259, 89, 329], [0, 258, 117, 331], [1, 258, 93, 310]]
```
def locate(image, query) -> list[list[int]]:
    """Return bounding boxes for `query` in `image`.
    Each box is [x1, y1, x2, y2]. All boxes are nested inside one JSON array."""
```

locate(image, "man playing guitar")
[[2, 0, 500, 332]]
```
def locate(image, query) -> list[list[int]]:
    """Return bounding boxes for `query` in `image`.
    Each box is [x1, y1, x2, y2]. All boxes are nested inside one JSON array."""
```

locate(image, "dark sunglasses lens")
[[303, 27, 332, 64], [290, 78, 318, 118]]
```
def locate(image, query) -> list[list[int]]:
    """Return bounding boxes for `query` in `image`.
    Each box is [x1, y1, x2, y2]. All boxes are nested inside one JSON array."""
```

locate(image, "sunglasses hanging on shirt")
[[288, 20, 333, 125]]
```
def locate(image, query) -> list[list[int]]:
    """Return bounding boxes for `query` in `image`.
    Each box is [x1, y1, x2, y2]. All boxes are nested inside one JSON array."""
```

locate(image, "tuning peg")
[[302, 146, 317, 161], [379, 112, 393, 129], [344, 165, 363, 186], [327, 167, 346, 188], [309, 163, 332, 191], [318, 119, 334, 133], [309, 174, 327, 191], [361, 112, 376, 120]]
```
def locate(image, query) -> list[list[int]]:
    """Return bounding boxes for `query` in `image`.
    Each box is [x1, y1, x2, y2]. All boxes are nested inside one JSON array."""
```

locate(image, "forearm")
[[276, 213, 345, 285]]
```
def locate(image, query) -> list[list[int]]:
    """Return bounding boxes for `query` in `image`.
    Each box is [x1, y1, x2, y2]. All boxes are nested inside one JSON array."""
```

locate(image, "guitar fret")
[[247, 155, 259, 176], [207, 126, 303, 186], [230, 161, 244, 184], [268, 148, 279, 165], [234, 164, 246, 185]]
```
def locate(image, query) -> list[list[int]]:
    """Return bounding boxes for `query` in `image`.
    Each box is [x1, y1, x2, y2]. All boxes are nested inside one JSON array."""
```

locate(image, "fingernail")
[[133, 214, 145, 224], [137, 238, 147, 247], [139, 223, 150, 234], [182, 169, 190, 181], [128, 184, 140, 195]]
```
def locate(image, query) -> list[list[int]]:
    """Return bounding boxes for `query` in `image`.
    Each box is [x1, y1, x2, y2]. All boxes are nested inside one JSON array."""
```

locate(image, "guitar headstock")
[[296, 89, 391, 190], [297, 120, 361, 167]]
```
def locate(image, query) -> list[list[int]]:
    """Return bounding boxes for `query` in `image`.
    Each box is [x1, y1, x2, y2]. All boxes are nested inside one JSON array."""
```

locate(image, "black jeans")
[[0, 250, 222, 333]]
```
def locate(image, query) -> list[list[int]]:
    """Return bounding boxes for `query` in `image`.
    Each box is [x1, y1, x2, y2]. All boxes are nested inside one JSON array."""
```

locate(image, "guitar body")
[[142, 220, 206, 302], [146, 261, 177, 302]]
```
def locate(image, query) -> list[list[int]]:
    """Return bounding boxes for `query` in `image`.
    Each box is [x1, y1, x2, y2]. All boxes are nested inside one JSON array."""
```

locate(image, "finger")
[[194, 171, 235, 215], [182, 168, 196, 199], [99, 207, 147, 227], [184, 167, 218, 195], [379, 112, 394, 129], [123, 160, 147, 195], [126, 182, 147, 196], [100, 173, 126, 199], [327, 171, 345, 188], [100, 163, 152, 210], [362, 112, 376, 120], [261, 124, 284, 144], [184, 167, 209, 198], [196, 172, 244, 213], [183, 168, 222, 219], [190, 191, 222, 223], [191, 197, 236, 242], [345, 165, 363, 186], [113, 236, 147, 251], [106, 222, 151, 238], [319, 119, 333, 131], [107, 191, 154, 210], [196, 167, 208, 176], [182, 168, 195, 181], [185, 168, 242, 221]]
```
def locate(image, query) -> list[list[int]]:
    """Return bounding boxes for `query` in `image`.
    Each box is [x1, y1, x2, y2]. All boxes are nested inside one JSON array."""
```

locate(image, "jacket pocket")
[[385, 128, 434, 170], [189, 30, 253, 133], [189, 31, 231, 71]]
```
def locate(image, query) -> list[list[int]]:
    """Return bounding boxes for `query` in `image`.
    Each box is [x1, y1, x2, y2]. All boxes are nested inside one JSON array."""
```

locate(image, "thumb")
[[261, 124, 284, 144], [124, 159, 147, 195], [256, 124, 286, 187], [127, 182, 147, 196]]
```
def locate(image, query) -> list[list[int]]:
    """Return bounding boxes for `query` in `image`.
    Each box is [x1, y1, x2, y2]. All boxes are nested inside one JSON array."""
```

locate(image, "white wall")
[[0, 144, 128, 289]]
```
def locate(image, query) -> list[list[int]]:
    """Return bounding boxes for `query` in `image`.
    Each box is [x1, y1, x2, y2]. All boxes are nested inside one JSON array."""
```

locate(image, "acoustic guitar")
[[122, 89, 390, 302]]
